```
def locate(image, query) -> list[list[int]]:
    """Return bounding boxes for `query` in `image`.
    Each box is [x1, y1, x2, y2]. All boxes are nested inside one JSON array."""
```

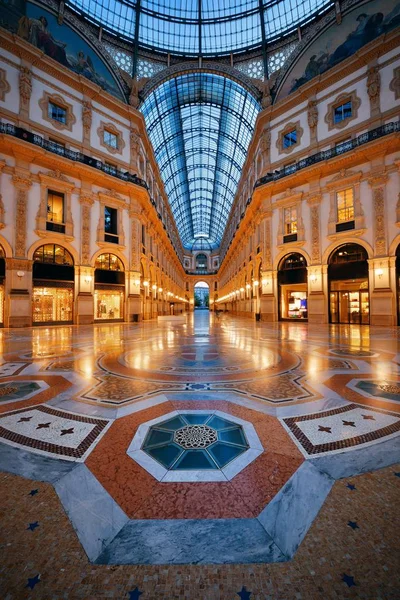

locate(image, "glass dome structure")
[[67, 0, 333, 57]]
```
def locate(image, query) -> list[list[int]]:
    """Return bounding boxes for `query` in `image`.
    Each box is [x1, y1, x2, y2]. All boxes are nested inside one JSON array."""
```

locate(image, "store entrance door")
[[329, 289, 369, 324]]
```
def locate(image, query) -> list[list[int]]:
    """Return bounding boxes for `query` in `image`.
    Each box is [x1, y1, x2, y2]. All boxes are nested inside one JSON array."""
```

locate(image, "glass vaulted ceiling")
[[67, 0, 333, 57], [141, 73, 259, 249]]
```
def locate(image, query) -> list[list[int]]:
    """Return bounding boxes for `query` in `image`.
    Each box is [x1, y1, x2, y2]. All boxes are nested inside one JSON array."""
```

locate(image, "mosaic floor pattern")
[[1, 313, 400, 596]]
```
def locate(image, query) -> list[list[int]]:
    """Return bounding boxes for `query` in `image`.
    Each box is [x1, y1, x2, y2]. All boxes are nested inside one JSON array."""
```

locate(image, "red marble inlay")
[[85, 399, 303, 520]]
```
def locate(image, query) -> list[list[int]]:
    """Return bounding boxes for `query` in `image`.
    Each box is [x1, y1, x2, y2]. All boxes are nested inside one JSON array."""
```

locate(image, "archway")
[[194, 281, 210, 310], [94, 253, 125, 321], [32, 244, 74, 324], [328, 243, 369, 324], [278, 253, 308, 320]]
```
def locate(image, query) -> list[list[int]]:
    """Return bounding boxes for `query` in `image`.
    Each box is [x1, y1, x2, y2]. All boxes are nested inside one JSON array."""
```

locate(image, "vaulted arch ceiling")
[[141, 72, 260, 249]]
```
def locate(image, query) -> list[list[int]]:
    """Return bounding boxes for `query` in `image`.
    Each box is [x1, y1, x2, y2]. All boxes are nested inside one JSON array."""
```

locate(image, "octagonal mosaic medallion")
[[127, 410, 263, 482]]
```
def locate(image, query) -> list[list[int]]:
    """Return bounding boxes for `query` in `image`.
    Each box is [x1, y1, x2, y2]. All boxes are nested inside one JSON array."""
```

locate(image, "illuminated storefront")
[[94, 254, 125, 321], [32, 245, 74, 324], [278, 254, 308, 320], [328, 244, 369, 325]]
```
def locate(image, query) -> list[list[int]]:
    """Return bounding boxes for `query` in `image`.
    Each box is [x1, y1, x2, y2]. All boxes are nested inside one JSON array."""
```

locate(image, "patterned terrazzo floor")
[[0, 312, 399, 597], [1, 466, 399, 599]]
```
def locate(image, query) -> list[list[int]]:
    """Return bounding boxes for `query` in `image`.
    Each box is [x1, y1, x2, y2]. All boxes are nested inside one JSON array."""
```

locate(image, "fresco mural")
[[278, 0, 400, 99], [0, 1, 124, 100]]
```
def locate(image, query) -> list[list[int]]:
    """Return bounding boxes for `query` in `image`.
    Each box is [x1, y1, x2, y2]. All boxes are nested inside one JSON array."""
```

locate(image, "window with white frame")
[[48, 102, 67, 124], [103, 129, 118, 149]]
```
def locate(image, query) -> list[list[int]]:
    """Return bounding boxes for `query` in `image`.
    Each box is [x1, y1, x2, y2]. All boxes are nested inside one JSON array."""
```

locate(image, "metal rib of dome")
[[141, 73, 259, 249], [66, 0, 333, 56]]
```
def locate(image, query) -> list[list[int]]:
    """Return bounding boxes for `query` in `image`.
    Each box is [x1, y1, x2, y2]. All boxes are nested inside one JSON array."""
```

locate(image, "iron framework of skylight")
[[67, 0, 334, 59], [141, 72, 259, 249]]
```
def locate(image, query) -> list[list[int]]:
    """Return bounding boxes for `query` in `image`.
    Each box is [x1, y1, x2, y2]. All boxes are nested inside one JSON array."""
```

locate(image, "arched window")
[[33, 244, 73, 266], [279, 253, 307, 270], [278, 253, 308, 320], [95, 253, 123, 271], [196, 254, 208, 270], [329, 244, 368, 264]]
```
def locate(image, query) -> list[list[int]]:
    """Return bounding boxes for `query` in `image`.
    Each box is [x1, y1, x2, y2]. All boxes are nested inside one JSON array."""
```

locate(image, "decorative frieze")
[[368, 172, 388, 257], [79, 193, 94, 266]]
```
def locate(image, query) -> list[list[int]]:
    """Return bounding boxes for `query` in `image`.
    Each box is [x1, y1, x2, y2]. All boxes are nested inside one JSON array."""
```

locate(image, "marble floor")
[[0, 312, 399, 598]]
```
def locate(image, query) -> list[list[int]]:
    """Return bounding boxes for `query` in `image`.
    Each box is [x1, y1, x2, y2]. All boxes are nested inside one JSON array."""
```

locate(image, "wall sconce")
[[152, 284, 157, 290], [16, 271, 25, 279], [240, 287, 244, 292], [262, 279, 268, 287], [133, 279, 140, 286], [84, 275, 92, 285], [143, 280, 149, 287], [245, 283, 251, 289], [310, 275, 317, 284], [253, 280, 259, 286], [376, 269, 383, 279], [158, 287, 163, 292]]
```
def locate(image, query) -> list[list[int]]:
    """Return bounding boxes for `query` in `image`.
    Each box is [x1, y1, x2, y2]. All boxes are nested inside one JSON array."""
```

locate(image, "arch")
[[388, 234, 400, 257], [328, 243, 369, 265], [94, 253, 124, 271], [28, 238, 79, 264], [141, 64, 261, 103], [321, 238, 374, 265], [33, 244, 74, 266], [0, 235, 13, 258], [273, 248, 311, 271], [91, 248, 128, 271], [140, 257, 149, 279]]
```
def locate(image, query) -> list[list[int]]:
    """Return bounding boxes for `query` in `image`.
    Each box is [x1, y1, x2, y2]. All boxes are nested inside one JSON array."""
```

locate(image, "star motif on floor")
[[28, 489, 39, 496], [60, 427, 74, 436], [18, 417, 32, 422], [237, 586, 252, 599], [362, 414, 375, 420], [26, 574, 40, 589], [318, 425, 331, 433], [128, 587, 143, 599], [27, 521, 39, 531], [341, 573, 357, 587], [342, 420, 356, 427], [36, 422, 51, 429], [347, 520, 359, 530], [346, 483, 356, 491]]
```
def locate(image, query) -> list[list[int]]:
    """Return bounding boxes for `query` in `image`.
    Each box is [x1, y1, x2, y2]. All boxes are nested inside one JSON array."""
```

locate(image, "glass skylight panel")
[[264, 0, 331, 40]]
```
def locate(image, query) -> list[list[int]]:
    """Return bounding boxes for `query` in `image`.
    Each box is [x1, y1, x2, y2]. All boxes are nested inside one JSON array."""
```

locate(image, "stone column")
[[307, 193, 327, 323], [77, 193, 94, 325], [368, 172, 393, 325], [128, 206, 142, 321], [7, 173, 32, 327]]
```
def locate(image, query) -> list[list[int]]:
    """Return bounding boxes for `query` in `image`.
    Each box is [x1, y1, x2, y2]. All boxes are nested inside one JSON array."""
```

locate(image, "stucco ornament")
[[82, 100, 92, 132]]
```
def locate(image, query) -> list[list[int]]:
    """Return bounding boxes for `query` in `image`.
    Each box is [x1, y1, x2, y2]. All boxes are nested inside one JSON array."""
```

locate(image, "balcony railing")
[[255, 121, 399, 188]]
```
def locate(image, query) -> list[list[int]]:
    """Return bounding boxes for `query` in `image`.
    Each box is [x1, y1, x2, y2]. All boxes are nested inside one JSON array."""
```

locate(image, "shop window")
[[46, 191, 65, 233], [283, 206, 298, 242], [33, 244, 73, 266], [283, 129, 297, 148], [95, 290, 123, 320], [328, 244, 369, 324], [33, 287, 73, 323], [278, 253, 308, 321], [103, 130, 118, 150], [334, 101, 352, 125], [48, 101, 66, 124], [336, 188, 355, 232], [104, 206, 119, 243]]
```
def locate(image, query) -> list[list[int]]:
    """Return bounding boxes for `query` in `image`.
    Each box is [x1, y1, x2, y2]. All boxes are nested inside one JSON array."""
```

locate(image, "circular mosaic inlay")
[[141, 413, 249, 471], [174, 425, 217, 449]]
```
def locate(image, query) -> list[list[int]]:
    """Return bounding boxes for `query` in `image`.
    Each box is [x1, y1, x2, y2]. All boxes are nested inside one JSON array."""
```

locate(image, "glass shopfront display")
[[95, 289, 123, 321], [280, 287, 308, 319], [33, 287, 74, 323], [32, 245, 75, 325], [328, 244, 369, 325], [278, 253, 308, 321]]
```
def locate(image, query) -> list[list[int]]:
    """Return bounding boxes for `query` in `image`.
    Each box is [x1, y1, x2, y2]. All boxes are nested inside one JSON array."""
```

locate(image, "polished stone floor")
[[0, 312, 399, 598]]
